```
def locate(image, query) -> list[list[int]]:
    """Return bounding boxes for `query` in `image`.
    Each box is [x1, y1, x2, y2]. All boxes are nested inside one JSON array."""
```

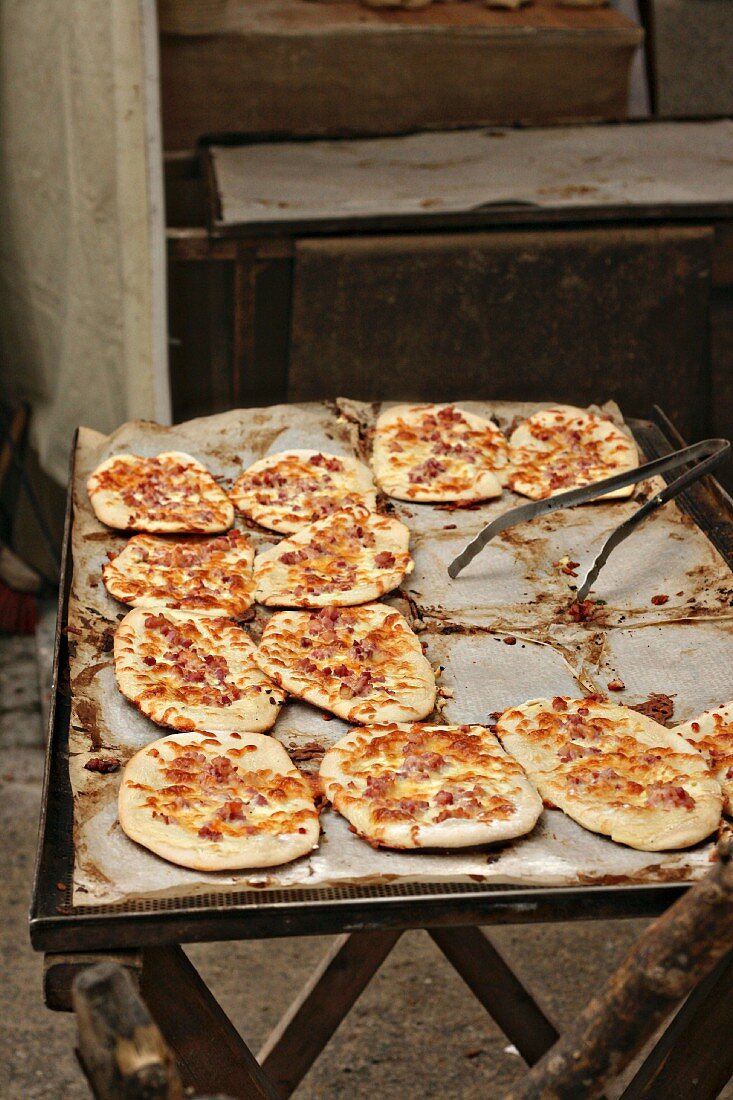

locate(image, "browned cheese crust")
[[254, 507, 412, 607], [508, 406, 638, 500], [320, 722, 542, 849], [119, 731, 320, 870], [230, 450, 377, 533], [103, 530, 255, 617], [255, 604, 436, 723], [496, 697, 722, 850], [676, 701, 733, 815], [87, 451, 234, 532], [114, 607, 285, 734], [372, 404, 508, 502]]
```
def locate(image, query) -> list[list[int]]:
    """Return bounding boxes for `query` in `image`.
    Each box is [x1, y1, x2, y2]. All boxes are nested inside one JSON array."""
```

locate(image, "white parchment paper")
[[67, 401, 733, 905]]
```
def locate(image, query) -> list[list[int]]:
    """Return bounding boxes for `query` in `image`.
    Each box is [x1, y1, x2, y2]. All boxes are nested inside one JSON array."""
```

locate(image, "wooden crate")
[[159, 0, 643, 149]]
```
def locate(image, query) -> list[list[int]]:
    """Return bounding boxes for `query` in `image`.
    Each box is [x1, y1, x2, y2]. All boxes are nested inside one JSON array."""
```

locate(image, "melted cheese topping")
[[254, 507, 412, 606], [499, 698, 710, 812], [115, 608, 284, 732], [124, 736, 318, 842], [677, 702, 733, 814], [230, 451, 376, 533], [255, 604, 435, 722], [126, 739, 314, 840], [325, 724, 523, 831], [88, 451, 233, 531], [373, 404, 509, 501], [508, 406, 637, 500], [103, 530, 255, 616]]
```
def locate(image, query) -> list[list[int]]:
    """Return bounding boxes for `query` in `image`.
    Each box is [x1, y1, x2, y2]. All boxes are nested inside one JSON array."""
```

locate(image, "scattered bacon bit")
[[552, 697, 567, 711], [503, 636, 517, 645], [607, 679, 625, 692], [143, 655, 157, 667], [647, 783, 695, 811], [561, 561, 580, 576], [443, 524, 457, 530], [651, 594, 669, 606], [691, 721, 700, 733], [85, 757, 120, 774], [374, 551, 396, 568], [568, 599, 594, 622]]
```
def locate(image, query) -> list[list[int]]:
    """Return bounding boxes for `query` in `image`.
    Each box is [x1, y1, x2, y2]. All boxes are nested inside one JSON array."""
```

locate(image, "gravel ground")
[[1, 626, 729, 1099]]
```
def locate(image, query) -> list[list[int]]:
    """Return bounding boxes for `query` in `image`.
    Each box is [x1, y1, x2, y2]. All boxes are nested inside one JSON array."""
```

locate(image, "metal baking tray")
[[30, 407, 733, 952]]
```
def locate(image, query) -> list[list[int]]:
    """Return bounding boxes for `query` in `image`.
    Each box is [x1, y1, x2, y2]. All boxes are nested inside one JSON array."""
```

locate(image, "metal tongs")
[[448, 438, 730, 602]]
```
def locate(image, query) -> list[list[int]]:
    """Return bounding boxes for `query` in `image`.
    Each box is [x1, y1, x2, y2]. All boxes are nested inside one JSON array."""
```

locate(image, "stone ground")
[[1, 617, 730, 1099]]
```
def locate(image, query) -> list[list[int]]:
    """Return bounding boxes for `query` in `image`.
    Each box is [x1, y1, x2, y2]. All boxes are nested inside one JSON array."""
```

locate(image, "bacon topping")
[[85, 757, 120, 774], [646, 782, 695, 810]]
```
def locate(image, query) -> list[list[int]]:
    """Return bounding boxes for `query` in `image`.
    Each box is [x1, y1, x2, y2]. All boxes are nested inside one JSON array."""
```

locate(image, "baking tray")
[[30, 407, 733, 952]]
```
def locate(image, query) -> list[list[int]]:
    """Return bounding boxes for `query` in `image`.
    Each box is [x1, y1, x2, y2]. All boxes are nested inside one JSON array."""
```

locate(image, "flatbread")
[[496, 697, 722, 850], [103, 530, 255, 617], [508, 405, 638, 500], [320, 722, 542, 849], [119, 731, 320, 870], [255, 603, 436, 723], [254, 506, 412, 607], [675, 701, 733, 815], [87, 451, 234, 532], [230, 450, 377, 534], [371, 403, 508, 502], [114, 607, 285, 734]]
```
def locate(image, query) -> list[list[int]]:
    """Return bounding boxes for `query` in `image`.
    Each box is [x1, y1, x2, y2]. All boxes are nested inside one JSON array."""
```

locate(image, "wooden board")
[[208, 121, 733, 234], [159, 0, 642, 148]]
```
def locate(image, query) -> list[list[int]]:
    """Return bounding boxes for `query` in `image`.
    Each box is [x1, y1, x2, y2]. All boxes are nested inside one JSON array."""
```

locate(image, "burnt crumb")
[[503, 636, 517, 645], [84, 757, 120, 774], [607, 678, 625, 692], [290, 742, 326, 761], [630, 693, 675, 726], [568, 599, 595, 623]]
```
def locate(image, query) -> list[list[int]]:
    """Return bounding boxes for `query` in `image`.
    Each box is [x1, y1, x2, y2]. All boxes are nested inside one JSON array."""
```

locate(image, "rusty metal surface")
[[56, 400, 733, 911], [289, 228, 712, 441]]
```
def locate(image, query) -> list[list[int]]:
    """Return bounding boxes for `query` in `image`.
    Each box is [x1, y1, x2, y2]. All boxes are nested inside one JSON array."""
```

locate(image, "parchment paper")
[[67, 400, 733, 905]]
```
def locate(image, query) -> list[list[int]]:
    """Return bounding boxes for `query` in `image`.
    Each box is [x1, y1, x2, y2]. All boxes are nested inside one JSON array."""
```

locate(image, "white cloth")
[[0, 0, 170, 485]]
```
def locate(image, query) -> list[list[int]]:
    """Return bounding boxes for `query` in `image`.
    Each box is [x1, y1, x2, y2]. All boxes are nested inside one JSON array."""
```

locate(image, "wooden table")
[[32, 410, 733, 1098]]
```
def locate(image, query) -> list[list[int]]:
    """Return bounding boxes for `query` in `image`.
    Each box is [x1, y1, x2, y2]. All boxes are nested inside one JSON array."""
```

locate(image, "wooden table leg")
[[258, 930, 403, 1097], [428, 927, 559, 1066], [620, 947, 733, 1100], [140, 944, 280, 1100]]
